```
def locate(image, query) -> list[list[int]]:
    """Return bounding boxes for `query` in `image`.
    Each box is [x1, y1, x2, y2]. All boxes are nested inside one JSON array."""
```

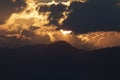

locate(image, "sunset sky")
[[0, 0, 120, 50], [0, 0, 120, 32]]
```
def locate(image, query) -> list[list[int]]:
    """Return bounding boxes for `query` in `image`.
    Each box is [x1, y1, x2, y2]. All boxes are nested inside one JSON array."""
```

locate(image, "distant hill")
[[0, 41, 120, 80]]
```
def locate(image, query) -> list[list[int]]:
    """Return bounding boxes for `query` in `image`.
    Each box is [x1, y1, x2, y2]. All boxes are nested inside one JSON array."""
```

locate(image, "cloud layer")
[[0, 0, 120, 50]]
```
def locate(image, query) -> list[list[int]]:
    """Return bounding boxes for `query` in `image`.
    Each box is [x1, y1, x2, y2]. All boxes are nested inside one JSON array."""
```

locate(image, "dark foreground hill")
[[0, 41, 120, 80]]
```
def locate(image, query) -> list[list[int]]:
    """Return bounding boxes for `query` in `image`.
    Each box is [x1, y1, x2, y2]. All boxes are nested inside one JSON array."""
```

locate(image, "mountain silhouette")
[[48, 41, 73, 49], [0, 41, 120, 80]]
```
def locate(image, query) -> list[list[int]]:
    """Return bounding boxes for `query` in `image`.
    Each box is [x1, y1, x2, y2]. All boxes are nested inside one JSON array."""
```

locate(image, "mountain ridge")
[[0, 41, 120, 80]]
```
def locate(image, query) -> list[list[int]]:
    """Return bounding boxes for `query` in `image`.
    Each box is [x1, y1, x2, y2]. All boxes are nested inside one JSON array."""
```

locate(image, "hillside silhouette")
[[0, 41, 120, 80]]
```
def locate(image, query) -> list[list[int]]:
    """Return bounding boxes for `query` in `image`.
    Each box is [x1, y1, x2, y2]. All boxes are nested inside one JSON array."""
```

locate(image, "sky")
[[0, 0, 120, 33], [0, 0, 25, 24], [0, 0, 120, 50]]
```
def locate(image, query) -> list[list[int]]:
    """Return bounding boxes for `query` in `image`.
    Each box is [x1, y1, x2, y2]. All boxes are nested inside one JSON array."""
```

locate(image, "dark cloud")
[[38, 5, 49, 12], [63, 0, 120, 33], [38, 3, 67, 27], [54, 0, 68, 2], [47, 3, 67, 26], [0, 0, 26, 24], [0, 0, 120, 33], [38, 0, 120, 33], [38, 0, 68, 3]]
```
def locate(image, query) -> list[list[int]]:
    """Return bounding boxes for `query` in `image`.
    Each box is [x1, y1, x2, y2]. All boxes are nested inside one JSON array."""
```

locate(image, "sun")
[[60, 29, 72, 35]]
